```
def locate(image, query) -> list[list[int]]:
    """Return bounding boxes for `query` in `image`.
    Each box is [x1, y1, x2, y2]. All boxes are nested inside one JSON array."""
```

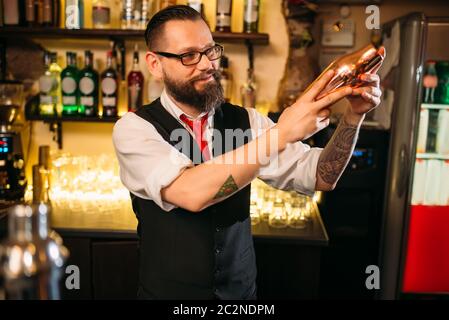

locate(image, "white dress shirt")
[[113, 89, 323, 211]]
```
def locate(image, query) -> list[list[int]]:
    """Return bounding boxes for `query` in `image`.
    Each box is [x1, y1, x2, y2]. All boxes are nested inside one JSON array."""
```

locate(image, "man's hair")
[[144, 5, 204, 51]]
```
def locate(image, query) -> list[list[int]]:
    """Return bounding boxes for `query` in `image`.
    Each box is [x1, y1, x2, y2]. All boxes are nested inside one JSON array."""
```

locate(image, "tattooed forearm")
[[213, 175, 239, 200], [317, 117, 360, 185]]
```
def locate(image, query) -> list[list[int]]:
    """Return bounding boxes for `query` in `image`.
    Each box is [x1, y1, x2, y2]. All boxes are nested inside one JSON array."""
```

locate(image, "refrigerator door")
[[378, 13, 427, 300], [401, 17, 449, 295]]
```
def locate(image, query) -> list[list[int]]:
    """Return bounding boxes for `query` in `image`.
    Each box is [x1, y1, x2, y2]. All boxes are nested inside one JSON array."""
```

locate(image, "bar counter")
[[1, 202, 328, 299], [49, 202, 329, 245]]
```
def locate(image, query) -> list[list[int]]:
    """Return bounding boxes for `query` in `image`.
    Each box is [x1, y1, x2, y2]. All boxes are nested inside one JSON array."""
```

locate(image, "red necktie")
[[179, 113, 211, 161]]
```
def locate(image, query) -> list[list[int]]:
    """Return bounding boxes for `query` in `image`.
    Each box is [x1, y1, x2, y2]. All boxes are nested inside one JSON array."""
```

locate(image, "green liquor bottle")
[[101, 50, 118, 117], [435, 61, 449, 105], [39, 52, 61, 117], [61, 52, 80, 116], [79, 50, 99, 116]]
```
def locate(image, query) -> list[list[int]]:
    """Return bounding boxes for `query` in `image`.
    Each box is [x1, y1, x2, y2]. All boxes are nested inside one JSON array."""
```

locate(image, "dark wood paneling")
[[91, 241, 139, 300], [60, 237, 92, 300]]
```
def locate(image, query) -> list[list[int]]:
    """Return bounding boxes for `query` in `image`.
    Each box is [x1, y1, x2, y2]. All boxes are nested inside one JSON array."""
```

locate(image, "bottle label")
[[39, 75, 55, 93], [63, 96, 76, 105], [102, 97, 116, 107], [62, 77, 77, 94], [80, 77, 95, 95], [102, 78, 117, 95], [244, 0, 258, 23], [40, 95, 53, 105], [216, 14, 231, 27], [80, 96, 94, 107]]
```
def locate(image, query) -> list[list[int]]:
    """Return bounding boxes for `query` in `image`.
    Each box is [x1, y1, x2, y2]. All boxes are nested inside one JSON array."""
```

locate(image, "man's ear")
[[145, 51, 163, 80]]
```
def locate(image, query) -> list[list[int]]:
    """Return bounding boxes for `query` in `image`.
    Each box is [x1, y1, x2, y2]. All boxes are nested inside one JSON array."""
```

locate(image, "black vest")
[[131, 99, 257, 299]]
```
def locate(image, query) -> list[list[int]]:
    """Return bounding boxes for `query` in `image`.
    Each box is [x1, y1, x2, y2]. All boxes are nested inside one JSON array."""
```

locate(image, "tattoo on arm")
[[213, 175, 239, 200], [317, 118, 359, 185]]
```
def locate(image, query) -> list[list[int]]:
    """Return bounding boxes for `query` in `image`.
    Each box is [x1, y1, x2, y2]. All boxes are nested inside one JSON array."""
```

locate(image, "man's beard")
[[163, 69, 225, 113]]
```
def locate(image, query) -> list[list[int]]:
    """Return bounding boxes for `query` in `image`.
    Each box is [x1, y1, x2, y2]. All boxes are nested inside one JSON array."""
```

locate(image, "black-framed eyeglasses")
[[154, 44, 224, 66]]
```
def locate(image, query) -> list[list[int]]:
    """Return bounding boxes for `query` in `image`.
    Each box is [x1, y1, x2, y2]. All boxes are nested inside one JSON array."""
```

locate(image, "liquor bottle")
[[61, 52, 80, 116], [435, 61, 449, 105], [241, 68, 256, 108], [35, 0, 44, 25], [42, 0, 53, 26], [49, 52, 63, 115], [52, 0, 60, 27], [3, 0, 21, 25], [423, 60, 438, 104], [92, 0, 111, 29], [79, 50, 99, 117], [26, 0, 45, 26], [101, 50, 118, 117], [216, 0, 232, 32], [219, 55, 232, 103], [139, 0, 151, 30], [65, 0, 84, 29], [0, 0, 3, 27], [304, 44, 386, 100], [39, 52, 61, 117], [127, 44, 144, 112], [243, 0, 259, 33], [25, 0, 36, 26], [121, 0, 134, 29]]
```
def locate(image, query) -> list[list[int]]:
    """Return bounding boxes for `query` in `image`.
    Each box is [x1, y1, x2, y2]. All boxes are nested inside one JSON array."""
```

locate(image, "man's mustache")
[[190, 69, 221, 83]]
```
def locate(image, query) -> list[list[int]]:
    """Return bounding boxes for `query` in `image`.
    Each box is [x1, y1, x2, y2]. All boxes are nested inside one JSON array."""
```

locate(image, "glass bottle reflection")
[[261, 189, 275, 221], [288, 197, 307, 229], [250, 200, 260, 225], [268, 196, 288, 228]]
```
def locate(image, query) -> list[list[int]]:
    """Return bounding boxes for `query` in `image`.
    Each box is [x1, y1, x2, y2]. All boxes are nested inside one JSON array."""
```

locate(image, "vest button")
[[214, 268, 220, 275], [215, 247, 222, 254], [215, 227, 221, 232]]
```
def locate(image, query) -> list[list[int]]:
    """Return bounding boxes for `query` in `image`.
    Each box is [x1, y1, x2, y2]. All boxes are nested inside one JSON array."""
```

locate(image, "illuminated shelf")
[[26, 115, 119, 123], [0, 27, 269, 45], [416, 153, 449, 160], [421, 103, 449, 110]]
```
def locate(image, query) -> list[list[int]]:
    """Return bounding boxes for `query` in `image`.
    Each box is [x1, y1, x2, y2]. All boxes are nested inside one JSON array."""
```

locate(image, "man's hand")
[[346, 73, 382, 123], [276, 70, 353, 148], [346, 46, 385, 124]]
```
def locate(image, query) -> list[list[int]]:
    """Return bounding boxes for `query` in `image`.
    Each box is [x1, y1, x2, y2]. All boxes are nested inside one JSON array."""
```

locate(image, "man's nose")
[[196, 53, 213, 71]]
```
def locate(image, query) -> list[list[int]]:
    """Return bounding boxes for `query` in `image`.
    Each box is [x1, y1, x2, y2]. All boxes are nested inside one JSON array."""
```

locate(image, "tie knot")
[[179, 113, 208, 131]]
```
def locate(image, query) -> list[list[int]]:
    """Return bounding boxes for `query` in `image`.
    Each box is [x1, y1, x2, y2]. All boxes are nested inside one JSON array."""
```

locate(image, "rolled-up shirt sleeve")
[[246, 108, 323, 197], [112, 112, 193, 211]]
